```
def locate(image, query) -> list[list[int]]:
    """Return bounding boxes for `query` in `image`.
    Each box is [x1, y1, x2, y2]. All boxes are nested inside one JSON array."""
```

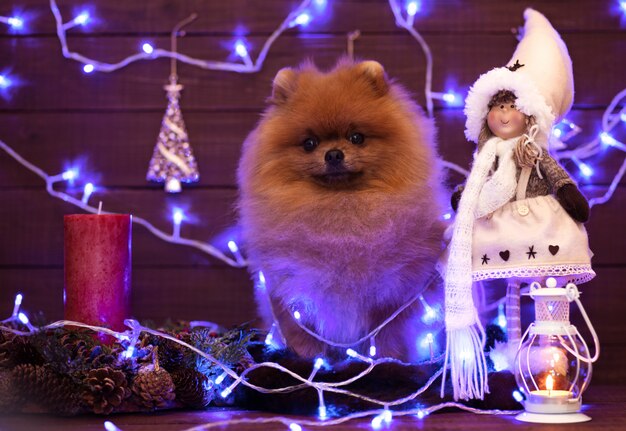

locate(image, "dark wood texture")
[[1, 385, 625, 430], [0, 0, 624, 395]]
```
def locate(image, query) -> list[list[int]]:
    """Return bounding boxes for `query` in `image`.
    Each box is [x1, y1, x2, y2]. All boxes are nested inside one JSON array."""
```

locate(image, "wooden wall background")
[[0, 1, 624, 384]]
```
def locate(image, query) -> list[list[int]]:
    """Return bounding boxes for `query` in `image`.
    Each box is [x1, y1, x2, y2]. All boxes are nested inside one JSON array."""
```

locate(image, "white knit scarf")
[[441, 135, 520, 400]]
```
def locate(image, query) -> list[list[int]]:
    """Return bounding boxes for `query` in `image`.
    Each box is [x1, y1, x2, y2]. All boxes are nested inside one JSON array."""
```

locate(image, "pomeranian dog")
[[237, 59, 446, 362]]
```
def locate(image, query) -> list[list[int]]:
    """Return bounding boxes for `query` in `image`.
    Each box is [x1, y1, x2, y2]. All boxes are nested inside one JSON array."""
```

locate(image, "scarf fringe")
[[440, 322, 490, 400]]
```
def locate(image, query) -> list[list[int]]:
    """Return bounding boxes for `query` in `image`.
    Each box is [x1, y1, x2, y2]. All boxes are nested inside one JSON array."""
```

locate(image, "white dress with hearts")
[[470, 164, 595, 285]]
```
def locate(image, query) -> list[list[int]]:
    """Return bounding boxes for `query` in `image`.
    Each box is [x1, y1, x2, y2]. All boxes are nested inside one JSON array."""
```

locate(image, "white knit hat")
[[464, 9, 574, 148]]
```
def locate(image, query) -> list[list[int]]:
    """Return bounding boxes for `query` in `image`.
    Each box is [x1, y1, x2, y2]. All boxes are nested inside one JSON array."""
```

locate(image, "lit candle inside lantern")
[[546, 374, 553, 396], [64, 213, 132, 333], [528, 374, 571, 403]]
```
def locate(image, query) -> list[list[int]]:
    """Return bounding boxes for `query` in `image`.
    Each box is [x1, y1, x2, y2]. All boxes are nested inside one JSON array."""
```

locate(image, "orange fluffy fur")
[[238, 59, 446, 361]]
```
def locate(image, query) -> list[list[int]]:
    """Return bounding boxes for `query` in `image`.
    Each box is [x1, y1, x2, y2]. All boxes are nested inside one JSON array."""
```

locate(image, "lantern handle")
[[562, 283, 600, 363]]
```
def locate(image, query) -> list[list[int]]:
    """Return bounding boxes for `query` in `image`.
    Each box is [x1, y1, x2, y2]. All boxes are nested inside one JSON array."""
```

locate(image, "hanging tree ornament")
[[147, 14, 200, 193]]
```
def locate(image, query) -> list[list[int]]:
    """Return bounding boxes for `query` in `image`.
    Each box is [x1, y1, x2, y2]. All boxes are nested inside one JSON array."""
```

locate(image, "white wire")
[[49, 0, 312, 74], [290, 272, 439, 348], [387, 0, 435, 118]]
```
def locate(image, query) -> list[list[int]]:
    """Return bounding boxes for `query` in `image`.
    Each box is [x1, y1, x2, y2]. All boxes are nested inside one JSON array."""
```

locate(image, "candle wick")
[[98, 201, 103, 215]]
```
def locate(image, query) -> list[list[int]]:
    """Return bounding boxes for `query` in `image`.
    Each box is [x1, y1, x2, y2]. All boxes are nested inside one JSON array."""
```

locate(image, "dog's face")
[[240, 60, 436, 197]]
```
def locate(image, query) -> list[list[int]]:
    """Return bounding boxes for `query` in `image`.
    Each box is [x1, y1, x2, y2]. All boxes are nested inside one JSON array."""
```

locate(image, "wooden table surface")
[[1, 385, 625, 431]]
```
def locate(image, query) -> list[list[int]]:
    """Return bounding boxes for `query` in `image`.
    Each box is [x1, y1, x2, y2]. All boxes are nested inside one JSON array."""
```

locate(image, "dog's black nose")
[[324, 149, 344, 166]]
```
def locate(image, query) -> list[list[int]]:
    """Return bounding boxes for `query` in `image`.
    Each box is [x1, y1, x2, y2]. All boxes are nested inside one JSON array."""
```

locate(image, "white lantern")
[[514, 280, 599, 423]]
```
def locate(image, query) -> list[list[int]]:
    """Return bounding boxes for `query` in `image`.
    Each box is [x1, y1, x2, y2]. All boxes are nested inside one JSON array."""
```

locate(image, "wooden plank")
[[1, 386, 626, 429], [0, 32, 623, 111], [0, 111, 260, 187], [2, 108, 623, 189], [0, 184, 624, 269], [0, 267, 255, 327], [0, 189, 241, 267], [6, 0, 622, 35], [1, 386, 625, 429]]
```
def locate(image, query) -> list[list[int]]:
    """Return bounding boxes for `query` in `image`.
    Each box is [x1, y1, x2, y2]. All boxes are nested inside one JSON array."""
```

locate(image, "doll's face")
[[487, 101, 527, 139]]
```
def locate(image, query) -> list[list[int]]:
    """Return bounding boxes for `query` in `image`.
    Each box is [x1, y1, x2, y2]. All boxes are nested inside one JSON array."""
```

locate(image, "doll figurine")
[[440, 9, 595, 401]]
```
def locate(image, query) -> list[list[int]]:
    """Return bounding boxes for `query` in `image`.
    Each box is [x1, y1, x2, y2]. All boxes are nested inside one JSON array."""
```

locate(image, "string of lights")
[[48, 0, 320, 74], [0, 293, 520, 430], [284, 273, 443, 362], [0, 139, 242, 267]]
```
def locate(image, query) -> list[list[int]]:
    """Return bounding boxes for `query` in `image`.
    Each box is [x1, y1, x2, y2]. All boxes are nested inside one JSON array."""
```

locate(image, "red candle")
[[64, 214, 132, 332]]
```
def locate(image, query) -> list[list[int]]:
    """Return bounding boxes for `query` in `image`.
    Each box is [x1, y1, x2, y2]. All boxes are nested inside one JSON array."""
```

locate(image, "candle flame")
[[546, 375, 554, 391]]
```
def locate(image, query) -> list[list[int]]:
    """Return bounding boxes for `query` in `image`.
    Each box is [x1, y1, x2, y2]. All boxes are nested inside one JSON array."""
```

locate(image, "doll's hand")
[[556, 184, 590, 223], [451, 185, 464, 212]]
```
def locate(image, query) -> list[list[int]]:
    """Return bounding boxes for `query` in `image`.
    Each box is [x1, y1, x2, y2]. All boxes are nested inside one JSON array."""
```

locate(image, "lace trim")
[[472, 264, 596, 284]]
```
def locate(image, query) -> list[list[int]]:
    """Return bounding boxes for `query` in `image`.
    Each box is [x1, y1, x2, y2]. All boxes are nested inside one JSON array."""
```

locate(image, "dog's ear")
[[271, 67, 298, 104], [357, 61, 388, 96]]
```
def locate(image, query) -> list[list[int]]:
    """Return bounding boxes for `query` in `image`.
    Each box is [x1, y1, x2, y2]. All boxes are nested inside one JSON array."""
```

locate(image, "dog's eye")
[[349, 132, 365, 145], [302, 137, 319, 152]]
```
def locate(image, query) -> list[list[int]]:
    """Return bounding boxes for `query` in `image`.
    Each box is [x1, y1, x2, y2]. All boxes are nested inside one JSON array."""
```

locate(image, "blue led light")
[[442, 92, 456, 103], [369, 345, 377, 357], [314, 357, 326, 370], [122, 345, 135, 358], [62, 169, 78, 180], [318, 405, 327, 419], [293, 310, 301, 320], [234, 41, 248, 58], [346, 348, 358, 358], [18, 312, 29, 325], [173, 209, 184, 225], [289, 424, 302, 431], [142, 43, 154, 54], [578, 162, 593, 178], [83, 64, 95, 73], [104, 421, 121, 431], [220, 387, 232, 398], [227, 240, 239, 253], [513, 390, 524, 402], [382, 409, 392, 424], [0, 75, 10, 89], [75, 12, 90, 26], [14, 293, 22, 307], [215, 372, 227, 385], [83, 182, 94, 195], [293, 12, 311, 27], [407, 1, 421, 16], [600, 132, 619, 147], [8, 17, 24, 29]]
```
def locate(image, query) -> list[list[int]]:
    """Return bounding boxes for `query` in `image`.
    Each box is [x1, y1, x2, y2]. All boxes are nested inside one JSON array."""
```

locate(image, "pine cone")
[[59, 331, 89, 357], [0, 370, 21, 412], [0, 332, 42, 368], [82, 367, 131, 415], [158, 340, 185, 371], [131, 364, 176, 410], [12, 364, 80, 415], [172, 368, 213, 409]]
